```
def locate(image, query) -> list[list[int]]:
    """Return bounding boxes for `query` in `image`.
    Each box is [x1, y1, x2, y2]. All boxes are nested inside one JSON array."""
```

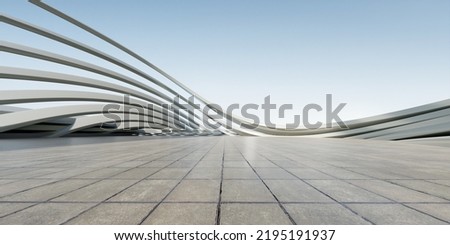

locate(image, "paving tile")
[[224, 155, 245, 161], [254, 168, 297, 179], [284, 204, 371, 225], [224, 161, 249, 168], [112, 161, 150, 168], [186, 167, 221, 179], [0, 168, 36, 178], [138, 161, 173, 168], [405, 204, 450, 223], [159, 154, 188, 161], [388, 180, 450, 200], [347, 204, 446, 225], [0, 179, 96, 202], [306, 180, 390, 203], [111, 168, 160, 179], [36, 168, 95, 179], [240, 154, 267, 161], [398, 168, 450, 179], [220, 204, 292, 225], [109, 180, 178, 202], [318, 167, 370, 179], [0, 203, 36, 217], [147, 168, 190, 179], [348, 168, 411, 179], [0, 179, 18, 185], [2, 168, 66, 179], [196, 160, 222, 168], [347, 180, 447, 202], [221, 180, 276, 202], [165, 180, 220, 202], [53, 179, 137, 202], [202, 155, 223, 161], [0, 179, 56, 197], [73, 168, 126, 179], [0, 203, 95, 225], [270, 160, 302, 168], [427, 180, 450, 187], [223, 168, 259, 179], [264, 180, 334, 202], [248, 160, 278, 168], [167, 160, 198, 168], [286, 168, 334, 179], [142, 203, 216, 225], [66, 203, 155, 225]]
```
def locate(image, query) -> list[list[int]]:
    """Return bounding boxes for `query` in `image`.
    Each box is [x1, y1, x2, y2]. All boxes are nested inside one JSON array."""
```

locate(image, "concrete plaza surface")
[[0, 136, 449, 225]]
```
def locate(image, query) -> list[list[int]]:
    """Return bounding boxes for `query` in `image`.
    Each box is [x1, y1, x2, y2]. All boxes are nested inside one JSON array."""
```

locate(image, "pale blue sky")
[[1, 0, 450, 125]]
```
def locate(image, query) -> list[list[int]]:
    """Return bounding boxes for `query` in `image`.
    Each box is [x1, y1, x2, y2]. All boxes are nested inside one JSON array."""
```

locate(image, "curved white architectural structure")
[[0, 0, 449, 139]]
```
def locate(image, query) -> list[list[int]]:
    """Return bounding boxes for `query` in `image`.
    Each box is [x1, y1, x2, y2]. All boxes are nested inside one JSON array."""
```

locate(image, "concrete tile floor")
[[0, 136, 449, 225]]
